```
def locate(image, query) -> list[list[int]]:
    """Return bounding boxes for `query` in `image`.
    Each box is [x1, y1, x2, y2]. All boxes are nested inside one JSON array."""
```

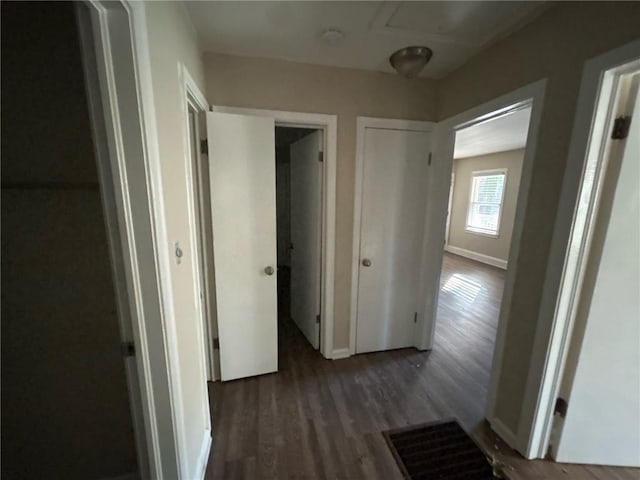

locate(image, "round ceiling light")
[[320, 28, 345, 44], [389, 46, 433, 79]]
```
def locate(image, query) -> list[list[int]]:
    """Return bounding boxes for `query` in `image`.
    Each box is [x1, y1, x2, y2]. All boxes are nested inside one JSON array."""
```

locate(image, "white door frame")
[[180, 65, 217, 382], [444, 171, 455, 248], [78, 1, 188, 478], [520, 40, 640, 460], [427, 80, 547, 450], [210, 106, 337, 360], [76, 4, 149, 477], [350, 117, 436, 356]]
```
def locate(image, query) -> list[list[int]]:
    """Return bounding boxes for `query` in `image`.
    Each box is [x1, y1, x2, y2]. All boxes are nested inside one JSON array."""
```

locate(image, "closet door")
[[356, 127, 431, 353]]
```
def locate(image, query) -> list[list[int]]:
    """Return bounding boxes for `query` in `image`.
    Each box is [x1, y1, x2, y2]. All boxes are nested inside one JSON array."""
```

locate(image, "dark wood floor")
[[206, 253, 639, 479]]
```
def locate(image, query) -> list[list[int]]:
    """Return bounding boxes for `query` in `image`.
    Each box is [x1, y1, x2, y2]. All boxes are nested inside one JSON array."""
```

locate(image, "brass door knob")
[[264, 266, 275, 276], [362, 258, 372, 267]]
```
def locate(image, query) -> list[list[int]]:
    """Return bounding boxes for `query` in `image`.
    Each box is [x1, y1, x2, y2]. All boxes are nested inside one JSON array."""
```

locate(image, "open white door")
[[206, 112, 278, 381], [552, 79, 640, 467], [290, 131, 322, 349]]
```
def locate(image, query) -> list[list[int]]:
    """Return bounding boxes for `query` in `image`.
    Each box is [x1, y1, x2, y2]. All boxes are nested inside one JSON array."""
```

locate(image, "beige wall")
[[448, 150, 524, 263], [194, 0, 640, 448], [436, 2, 640, 433], [144, 3, 210, 477], [203, 52, 437, 349]]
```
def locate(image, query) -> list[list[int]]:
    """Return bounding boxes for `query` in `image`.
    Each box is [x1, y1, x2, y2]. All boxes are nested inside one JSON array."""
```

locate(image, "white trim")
[[180, 67, 216, 383], [76, 5, 153, 477], [126, 3, 185, 477], [445, 246, 508, 270], [331, 348, 351, 360], [178, 63, 214, 470], [194, 430, 213, 480], [489, 417, 520, 449], [444, 172, 455, 247], [178, 69, 217, 383], [211, 105, 337, 360], [426, 80, 547, 452], [354, 116, 436, 132], [81, 2, 218, 478], [350, 116, 437, 356], [520, 40, 640, 460], [463, 228, 501, 239]]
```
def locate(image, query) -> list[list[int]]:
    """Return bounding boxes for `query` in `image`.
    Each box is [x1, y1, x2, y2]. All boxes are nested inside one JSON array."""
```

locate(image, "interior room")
[[2, 2, 639, 480], [433, 105, 532, 430]]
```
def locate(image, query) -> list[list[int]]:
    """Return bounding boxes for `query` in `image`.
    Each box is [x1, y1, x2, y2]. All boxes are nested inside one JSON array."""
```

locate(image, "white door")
[[290, 131, 322, 349], [356, 127, 431, 353], [206, 112, 278, 381], [553, 84, 640, 467]]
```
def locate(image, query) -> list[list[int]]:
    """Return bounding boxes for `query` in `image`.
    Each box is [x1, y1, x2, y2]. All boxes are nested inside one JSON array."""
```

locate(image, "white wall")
[[143, 2, 211, 478], [447, 149, 524, 267], [554, 88, 640, 466]]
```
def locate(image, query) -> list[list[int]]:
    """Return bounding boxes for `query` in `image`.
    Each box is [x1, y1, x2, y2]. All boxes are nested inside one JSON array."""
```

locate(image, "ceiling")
[[454, 106, 532, 159], [185, 1, 547, 78]]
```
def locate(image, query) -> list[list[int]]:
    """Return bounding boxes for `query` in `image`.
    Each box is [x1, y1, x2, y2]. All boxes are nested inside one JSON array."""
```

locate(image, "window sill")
[[465, 228, 500, 239]]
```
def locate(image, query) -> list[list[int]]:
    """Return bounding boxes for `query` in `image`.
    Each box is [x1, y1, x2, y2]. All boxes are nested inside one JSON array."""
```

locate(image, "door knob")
[[362, 258, 372, 267], [264, 266, 275, 276]]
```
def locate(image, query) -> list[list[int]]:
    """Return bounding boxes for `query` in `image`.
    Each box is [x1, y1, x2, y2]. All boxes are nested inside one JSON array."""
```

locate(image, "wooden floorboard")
[[206, 253, 639, 479]]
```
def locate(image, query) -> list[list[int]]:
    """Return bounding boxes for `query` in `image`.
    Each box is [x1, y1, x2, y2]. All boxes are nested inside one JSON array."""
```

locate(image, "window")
[[465, 169, 507, 236]]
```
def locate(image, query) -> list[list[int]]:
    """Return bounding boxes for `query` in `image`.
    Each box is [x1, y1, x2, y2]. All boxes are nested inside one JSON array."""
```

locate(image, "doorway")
[[276, 127, 323, 350], [203, 107, 337, 381], [520, 46, 640, 464], [183, 73, 218, 383], [2, 2, 142, 478], [434, 103, 532, 427], [549, 68, 639, 468]]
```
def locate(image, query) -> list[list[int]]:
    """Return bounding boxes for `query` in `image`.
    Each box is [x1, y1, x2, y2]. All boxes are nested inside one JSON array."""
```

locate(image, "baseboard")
[[489, 417, 520, 451], [445, 245, 508, 270], [194, 430, 212, 480], [332, 347, 351, 359]]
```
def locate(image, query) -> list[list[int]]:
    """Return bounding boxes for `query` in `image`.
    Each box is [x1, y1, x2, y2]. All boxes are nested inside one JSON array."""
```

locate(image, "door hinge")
[[121, 341, 136, 357], [318, 151, 324, 162], [414, 312, 418, 323], [200, 139, 209, 154], [213, 337, 220, 349], [428, 152, 432, 166], [554, 397, 568, 418], [316, 314, 321, 324], [611, 116, 631, 139]]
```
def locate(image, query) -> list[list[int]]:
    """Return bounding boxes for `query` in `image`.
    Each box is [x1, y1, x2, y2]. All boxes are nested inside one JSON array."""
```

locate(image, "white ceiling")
[[454, 106, 532, 159], [185, 1, 547, 78]]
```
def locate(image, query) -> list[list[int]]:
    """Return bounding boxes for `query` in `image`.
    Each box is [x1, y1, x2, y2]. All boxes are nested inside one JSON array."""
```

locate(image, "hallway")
[[205, 253, 636, 479]]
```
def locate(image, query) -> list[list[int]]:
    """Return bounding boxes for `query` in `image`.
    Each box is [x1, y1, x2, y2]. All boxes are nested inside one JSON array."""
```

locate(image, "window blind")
[[466, 171, 506, 235]]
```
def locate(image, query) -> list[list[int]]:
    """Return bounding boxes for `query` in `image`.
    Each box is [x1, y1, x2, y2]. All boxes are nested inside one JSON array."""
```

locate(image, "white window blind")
[[465, 170, 506, 236]]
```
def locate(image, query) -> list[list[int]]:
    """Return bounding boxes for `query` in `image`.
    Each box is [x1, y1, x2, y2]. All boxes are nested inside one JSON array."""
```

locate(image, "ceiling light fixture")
[[389, 46, 433, 79], [320, 28, 345, 44]]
